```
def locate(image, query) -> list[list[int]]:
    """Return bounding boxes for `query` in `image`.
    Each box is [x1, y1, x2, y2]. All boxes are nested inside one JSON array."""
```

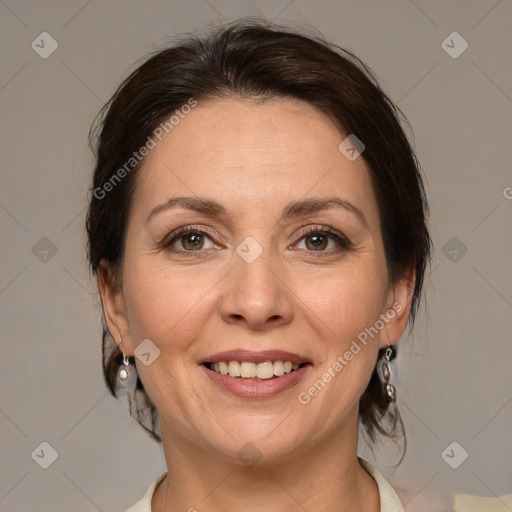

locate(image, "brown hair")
[[87, 18, 431, 451]]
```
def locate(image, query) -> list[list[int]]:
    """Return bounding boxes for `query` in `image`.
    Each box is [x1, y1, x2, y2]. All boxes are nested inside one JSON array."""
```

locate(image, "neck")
[[152, 415, 380, 512]]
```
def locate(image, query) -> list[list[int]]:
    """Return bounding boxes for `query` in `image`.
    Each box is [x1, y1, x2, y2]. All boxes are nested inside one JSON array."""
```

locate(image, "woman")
[[87, 18, 431, 512]]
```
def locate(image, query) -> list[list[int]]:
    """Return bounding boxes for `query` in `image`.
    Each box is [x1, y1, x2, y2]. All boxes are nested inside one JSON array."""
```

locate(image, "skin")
[[98, 97, 414, 512]]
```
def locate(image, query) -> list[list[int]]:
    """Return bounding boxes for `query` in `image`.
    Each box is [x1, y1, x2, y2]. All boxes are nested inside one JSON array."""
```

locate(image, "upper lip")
[[200, 350, 311, 365]]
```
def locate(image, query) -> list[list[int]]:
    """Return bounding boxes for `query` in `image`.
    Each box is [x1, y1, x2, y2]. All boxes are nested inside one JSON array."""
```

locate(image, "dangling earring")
[[116, 336, 137, 395], [377, 344, 397, 403], [119, 351, 130, 381]]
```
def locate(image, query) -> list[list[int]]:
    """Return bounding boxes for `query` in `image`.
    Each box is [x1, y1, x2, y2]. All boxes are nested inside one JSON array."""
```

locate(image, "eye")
[[163, 227, 218, 252], [161, 225, 351, 255], [294, 226, 352, 253]]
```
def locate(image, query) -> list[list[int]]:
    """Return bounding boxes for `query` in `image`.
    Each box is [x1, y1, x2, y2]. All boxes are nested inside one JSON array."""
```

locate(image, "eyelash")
[[162, 224, 353, 256]]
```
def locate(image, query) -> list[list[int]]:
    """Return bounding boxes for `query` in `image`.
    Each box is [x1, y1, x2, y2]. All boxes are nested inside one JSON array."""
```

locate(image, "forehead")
[[131, 97, 379, 227]]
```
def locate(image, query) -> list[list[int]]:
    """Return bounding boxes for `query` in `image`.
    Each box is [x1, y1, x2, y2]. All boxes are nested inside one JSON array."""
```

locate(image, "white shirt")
[[125, 458, 404, 512]]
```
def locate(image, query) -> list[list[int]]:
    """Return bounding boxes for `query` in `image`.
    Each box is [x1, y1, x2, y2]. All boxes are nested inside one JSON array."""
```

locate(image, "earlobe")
[[97, 260, 134, 355], [381, 265, 416, 348]]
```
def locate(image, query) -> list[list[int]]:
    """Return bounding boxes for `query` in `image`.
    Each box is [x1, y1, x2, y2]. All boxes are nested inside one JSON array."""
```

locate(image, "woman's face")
[[101, 97, 412, 464]]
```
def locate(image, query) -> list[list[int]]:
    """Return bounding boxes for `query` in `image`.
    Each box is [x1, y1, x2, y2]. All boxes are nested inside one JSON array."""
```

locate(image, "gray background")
[[1, 1, 511, 511]]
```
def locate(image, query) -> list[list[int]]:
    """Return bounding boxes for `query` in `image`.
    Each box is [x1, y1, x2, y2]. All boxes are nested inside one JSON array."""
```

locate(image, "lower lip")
[[201, 364, 311, 398]]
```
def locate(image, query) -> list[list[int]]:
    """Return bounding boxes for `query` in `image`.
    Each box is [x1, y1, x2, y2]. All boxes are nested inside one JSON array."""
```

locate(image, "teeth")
[[209, 360, 302, 379], [240, 362, 257, 378], [256, 361, 274, 379], [228, 361, 241, 377], [219, 361, 229, 375], [273, 360, 285, 376]]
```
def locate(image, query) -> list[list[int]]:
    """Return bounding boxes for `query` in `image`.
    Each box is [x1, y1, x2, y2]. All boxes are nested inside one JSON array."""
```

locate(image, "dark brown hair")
[[87, 18, 431, 451]]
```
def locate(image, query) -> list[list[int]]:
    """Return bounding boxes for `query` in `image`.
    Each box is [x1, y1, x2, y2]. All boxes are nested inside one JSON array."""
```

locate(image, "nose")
[[219, 249, 294, 330]]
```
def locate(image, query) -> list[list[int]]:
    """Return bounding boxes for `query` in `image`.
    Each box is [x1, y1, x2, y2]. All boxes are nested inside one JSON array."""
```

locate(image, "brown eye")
[[163, 227, 218, 253], [305, 233, 328, 251], [295, 227, 353, 254], [180, 233, 204, 250]]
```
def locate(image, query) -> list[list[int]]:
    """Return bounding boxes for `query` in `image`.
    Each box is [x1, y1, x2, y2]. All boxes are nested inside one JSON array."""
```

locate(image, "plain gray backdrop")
[[1, 1, 511, 511]]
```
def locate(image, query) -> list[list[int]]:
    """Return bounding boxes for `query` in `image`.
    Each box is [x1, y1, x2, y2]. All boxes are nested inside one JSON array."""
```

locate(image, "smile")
[[206, 360, 305, 380], [200, 350, 312, 398]]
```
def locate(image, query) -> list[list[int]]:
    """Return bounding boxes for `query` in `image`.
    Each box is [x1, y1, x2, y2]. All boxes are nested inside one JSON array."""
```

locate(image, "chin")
[[195, 421, 310, 468]]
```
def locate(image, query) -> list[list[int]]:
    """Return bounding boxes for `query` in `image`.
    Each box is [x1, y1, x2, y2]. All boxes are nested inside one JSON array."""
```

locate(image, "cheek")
[[298, 260, 389, 344], [121, 257, 218, 353], [298, 271, 388, 412], [297, 261, 389, 408]]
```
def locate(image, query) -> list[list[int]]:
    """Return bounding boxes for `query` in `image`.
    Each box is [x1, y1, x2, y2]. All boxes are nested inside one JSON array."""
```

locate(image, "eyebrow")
[[281, 197, 368, 228], [146, 196, 369, 228]]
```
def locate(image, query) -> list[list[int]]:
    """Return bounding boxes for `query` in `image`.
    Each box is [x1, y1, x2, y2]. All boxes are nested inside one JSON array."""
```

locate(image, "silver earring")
[[377, 345, 396, 403], [119, 351, 130, 380], [116, 343, 137, 395]]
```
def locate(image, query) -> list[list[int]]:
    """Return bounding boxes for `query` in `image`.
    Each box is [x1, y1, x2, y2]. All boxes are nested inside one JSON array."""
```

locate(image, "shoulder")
[[124, 473, 167, 512], [358, 458, 404, 512]]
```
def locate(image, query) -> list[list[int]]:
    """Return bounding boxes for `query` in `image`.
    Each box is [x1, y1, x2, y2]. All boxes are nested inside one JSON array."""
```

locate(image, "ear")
[[97, 259, 134, 356], [379, 263, 416, 349]]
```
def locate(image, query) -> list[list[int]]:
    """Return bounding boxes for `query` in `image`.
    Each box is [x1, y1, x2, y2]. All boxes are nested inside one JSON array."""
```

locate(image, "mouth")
[[199, 350, 312, 398], [204, 360, 309, 380]]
